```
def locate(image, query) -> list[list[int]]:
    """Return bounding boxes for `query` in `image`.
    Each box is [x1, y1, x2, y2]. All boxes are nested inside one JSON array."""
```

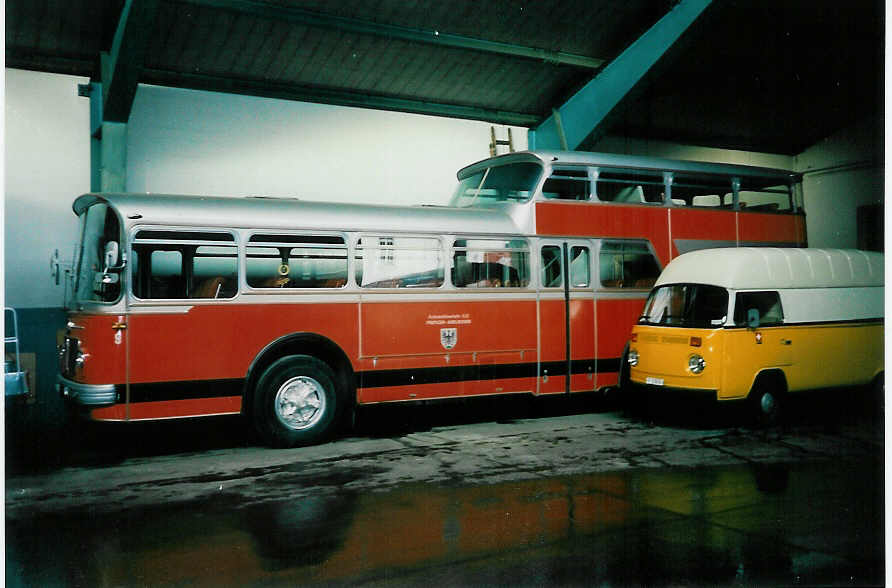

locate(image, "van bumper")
[[57, 375, 116, 407], [624, 381, 718, 408]]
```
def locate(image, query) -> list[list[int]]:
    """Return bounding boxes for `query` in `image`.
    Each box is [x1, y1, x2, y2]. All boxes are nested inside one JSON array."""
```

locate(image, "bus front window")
[[450, 162, 543, 207], [73, 203, 123, 304], [640, 284, 728, 328]]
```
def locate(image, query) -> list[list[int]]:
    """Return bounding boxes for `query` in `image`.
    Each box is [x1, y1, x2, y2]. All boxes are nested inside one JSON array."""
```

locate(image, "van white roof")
[[655, 248, 884, 290]]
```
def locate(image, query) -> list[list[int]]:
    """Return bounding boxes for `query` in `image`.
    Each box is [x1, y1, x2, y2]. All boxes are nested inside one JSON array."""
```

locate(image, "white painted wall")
[[794, 117, 883, 248], [5, 69, 91, 309], [126, 85, 526, 205]]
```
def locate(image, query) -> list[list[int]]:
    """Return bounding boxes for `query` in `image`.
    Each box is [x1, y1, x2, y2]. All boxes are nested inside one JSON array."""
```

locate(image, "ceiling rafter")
[[175, 0, 607, 70]]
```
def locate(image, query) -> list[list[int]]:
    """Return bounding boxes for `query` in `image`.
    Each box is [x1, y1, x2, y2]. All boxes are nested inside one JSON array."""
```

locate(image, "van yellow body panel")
[[630, 326, 722, 393], [631, 321, 884, 402]]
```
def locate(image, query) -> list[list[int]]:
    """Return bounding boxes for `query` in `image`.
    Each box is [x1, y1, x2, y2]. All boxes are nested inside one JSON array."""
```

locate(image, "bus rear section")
[[627, 248, 884, 423]]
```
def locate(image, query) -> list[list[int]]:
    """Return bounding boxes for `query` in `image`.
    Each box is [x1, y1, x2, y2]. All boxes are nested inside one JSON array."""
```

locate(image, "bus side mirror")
[[747, 308, 760, 329], [95, 241, 125, 285]]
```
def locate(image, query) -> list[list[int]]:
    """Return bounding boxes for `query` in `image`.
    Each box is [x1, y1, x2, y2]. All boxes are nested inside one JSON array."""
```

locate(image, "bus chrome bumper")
[[57, 375, 116, 406]]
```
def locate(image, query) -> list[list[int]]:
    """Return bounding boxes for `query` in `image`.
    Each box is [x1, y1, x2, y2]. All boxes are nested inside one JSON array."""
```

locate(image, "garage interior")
[[4, 0, 886, 585]]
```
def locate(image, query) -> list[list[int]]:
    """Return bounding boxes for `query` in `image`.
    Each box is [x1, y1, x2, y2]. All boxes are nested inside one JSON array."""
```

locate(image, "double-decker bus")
[[57, 150, 806, 446]]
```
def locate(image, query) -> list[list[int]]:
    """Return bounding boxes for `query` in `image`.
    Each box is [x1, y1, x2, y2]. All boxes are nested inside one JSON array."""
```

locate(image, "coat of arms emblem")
[[440, 327, 458, 350]]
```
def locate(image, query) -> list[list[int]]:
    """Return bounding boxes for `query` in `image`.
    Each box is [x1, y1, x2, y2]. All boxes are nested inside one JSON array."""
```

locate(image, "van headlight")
[[688, 354, 706, 374], [628, 349, 639, 367]]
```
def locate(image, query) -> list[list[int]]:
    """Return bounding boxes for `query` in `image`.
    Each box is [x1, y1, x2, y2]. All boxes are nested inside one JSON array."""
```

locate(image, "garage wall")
[[126, 84, 526, 205]]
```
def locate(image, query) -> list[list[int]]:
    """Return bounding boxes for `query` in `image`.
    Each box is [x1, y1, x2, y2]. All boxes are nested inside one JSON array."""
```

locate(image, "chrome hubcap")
[[760, 392, 776, 415], [274, 376, 326, 430]]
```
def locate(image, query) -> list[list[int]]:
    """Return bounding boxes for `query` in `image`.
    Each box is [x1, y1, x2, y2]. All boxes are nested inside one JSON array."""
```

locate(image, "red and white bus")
[[57, 150, 806, 446]]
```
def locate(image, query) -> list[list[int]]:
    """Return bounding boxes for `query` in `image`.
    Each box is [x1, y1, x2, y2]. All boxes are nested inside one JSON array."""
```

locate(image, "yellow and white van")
[[626, 248, 884, 422]]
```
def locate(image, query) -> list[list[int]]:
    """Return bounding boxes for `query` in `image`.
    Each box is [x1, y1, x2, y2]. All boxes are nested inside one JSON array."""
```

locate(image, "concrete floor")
[[5, 393, 885, 586]]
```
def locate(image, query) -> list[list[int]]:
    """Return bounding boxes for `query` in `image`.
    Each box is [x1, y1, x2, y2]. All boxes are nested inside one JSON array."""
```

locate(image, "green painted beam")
[[530, 0, 712, 151], [142, 68, 542, 127], [178, 0, 605, 70], [102, 0, 161, 122]]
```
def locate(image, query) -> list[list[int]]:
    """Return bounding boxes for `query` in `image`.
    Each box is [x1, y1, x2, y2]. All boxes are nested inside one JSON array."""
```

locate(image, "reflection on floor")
[[7, 456, 883, 586]]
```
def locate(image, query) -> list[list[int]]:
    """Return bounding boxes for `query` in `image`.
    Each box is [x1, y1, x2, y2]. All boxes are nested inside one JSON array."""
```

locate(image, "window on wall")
[[599, 240, 660, 289], [595, 170, 664, 204], [131, 230, 238, 299], [355, 236, 444, 288], [246, 234, 348, 289], [452, 238, 530, 288]]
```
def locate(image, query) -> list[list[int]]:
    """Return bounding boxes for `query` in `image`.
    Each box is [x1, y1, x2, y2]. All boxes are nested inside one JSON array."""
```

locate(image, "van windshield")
[[639, 284, 728, 328]]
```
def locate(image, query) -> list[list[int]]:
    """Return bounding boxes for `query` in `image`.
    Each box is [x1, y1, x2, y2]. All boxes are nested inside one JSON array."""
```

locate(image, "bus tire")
[[253, 355, 340, 448], [749, 375, 783, 427]]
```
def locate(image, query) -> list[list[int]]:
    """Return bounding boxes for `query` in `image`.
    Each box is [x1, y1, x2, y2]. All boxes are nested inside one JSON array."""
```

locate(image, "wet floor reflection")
[[7, 457, 882, 586]]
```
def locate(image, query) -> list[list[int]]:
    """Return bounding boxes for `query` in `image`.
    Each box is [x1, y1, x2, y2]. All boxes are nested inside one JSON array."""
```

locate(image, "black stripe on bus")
[[356, 358, 620, 389], [118, 358, 622, 403], [124, 378, 245, 404]]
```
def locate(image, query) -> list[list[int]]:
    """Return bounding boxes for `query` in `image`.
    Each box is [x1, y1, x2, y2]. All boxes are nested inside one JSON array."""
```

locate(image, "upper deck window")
[[450, 162, 543, 207], [542, 168, 591, 201], [738, 179, 793, 213], [671, 175, 733, 208], [595, 170, 664, 204]]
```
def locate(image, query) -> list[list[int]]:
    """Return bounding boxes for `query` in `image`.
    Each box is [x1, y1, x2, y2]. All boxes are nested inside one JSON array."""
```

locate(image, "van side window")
[[131, 231, 238, 299], [599, 241, 661, 289], [734, 291, 784, 326], [246, 234, 347, 289]]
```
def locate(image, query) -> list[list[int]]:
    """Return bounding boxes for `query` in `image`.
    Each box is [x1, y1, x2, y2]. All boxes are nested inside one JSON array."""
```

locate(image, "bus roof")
[[655, 248, 884, 290], [73, 193, 523, 236], [457, 150, 801, 185]]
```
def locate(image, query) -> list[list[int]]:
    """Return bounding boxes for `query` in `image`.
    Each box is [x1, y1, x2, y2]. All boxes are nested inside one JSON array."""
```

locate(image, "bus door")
[[538, 240, 596, 395]]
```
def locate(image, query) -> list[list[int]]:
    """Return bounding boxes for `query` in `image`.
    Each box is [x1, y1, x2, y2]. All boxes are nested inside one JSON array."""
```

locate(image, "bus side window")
[[452, 239, 530, 288], [246, 235, 348, 289], [356, 236, 444, 288], [191, 245, 238, 298], [541, 246, 563, 288], [599, 241, 660, 289]]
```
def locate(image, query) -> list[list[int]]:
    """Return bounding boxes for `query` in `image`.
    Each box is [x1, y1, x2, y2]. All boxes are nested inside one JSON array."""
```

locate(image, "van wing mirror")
[[746, 308, 760, 329]]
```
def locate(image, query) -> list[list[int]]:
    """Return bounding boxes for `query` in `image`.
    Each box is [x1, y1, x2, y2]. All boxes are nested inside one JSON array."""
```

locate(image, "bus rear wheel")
[[253, 355, 339, 448]]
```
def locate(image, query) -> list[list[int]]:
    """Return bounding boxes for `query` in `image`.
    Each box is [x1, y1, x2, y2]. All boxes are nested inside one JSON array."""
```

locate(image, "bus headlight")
[[628, 349, 639, 367], [688, 354, 706, 374]]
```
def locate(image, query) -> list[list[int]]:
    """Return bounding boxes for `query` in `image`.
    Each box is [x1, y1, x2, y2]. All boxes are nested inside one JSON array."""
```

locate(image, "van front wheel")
[[749, 384, 781, 426], [253, 355, 339, 448]]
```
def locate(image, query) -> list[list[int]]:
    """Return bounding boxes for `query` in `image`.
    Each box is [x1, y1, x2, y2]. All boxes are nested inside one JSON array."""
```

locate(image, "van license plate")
[[646, 377, 664, 386]]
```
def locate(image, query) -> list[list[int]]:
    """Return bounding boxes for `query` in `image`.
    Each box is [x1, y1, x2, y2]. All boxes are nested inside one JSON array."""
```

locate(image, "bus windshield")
[[73, 203, 122, 304], [639, 283, 728, 328], [450, 162, 543, 207]]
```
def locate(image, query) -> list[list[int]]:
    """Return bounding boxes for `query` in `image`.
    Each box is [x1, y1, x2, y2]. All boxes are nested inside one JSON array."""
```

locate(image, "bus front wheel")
[[253, 355, 339, 448]]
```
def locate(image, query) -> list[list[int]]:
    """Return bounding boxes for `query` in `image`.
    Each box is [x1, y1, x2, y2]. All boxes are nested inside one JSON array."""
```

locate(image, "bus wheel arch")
[[244, 333, 355, 446], [748, 369, 787, 426]]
